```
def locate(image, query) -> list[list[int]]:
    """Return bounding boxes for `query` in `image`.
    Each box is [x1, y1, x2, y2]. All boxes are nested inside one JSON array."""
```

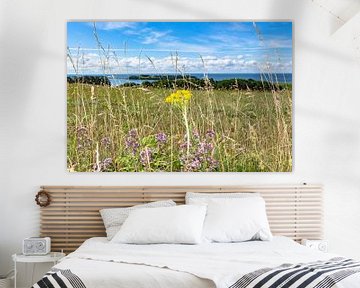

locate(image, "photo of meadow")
[[67, 21, 292, 172]]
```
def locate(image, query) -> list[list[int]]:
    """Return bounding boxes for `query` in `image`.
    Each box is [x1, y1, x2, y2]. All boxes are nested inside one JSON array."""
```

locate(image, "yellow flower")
[[165, 90, 192, 108]]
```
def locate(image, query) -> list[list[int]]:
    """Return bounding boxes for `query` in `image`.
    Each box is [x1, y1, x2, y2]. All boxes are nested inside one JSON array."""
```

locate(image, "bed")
[[33, 185, 360, 288], [33, 236, 360, 288]]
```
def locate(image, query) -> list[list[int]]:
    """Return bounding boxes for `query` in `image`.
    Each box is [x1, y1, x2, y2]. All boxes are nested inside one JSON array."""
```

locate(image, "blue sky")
[[67, 21, 292, 74]]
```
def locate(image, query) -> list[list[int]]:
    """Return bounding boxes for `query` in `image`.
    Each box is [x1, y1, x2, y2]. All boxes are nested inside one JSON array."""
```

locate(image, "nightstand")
[[12, 252, 65, 288], [301, 239, 328, 252]]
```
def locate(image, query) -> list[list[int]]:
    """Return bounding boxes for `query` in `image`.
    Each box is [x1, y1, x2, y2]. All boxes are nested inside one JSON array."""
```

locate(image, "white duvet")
[[54, 237, 360, 288]]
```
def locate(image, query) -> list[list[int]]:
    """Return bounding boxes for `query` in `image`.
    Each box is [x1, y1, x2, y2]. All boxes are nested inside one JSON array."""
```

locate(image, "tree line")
[[67, 75, 111, 86], [140, 78, 291, 91], [67, 75, 291, 91]]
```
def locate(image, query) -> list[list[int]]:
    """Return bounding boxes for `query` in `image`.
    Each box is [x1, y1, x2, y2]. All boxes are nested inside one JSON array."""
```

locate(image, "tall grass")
[[67, 24, 292, 172]]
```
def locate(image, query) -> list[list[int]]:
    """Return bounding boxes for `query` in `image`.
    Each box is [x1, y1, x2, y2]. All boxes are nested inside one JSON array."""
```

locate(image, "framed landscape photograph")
[[67, 21, 292, 172]]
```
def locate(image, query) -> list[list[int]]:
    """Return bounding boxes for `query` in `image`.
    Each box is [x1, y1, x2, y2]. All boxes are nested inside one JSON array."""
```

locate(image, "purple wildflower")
[[125, 138, 139, 152], [76, 126, 87, 138], [207, 157, 219, 171], [102, 158, 112, 169], [188, 158, 201, 170], [100, 137, 111, 148], [128, 128, 137, 138], [197, 141, 214, 155], [76, 126, 91, 151], [206, 129, 216, 139], [178, 132, 219, 172], [140, 148, 153, 166], [125, 129, 140, 155], [155, 132, 167, 145], [179, 142, 191, 151], [93, 157, 113, 172], [192, 129, 200, 139]]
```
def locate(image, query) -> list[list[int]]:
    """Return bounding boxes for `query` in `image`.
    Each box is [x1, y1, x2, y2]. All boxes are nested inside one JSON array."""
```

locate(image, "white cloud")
[[67, 52, 291, 74], [94, 22, 138, 30], [156, 41, 217, 54], [142, 31, 170, 44], [228, 22, 252, 32]]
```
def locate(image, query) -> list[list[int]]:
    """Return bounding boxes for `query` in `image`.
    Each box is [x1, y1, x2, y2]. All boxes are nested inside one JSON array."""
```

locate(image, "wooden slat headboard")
[[39, 184, 323, 253]]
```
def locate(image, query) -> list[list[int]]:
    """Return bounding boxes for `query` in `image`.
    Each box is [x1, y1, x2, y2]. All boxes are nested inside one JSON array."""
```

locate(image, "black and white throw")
[[32, 257, 360, 288], [229, 258, 360, 288], [32, 268, 86, 288]]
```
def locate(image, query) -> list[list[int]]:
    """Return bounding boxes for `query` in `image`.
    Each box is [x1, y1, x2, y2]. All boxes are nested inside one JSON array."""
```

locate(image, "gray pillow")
[[186, 192, 260, 204], [100, 200, 176, 240]]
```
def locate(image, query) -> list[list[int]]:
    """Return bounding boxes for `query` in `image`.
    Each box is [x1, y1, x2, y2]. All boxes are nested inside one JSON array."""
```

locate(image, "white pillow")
[[100, 200, 176, 240], [186, 192, 259, 204], [202, 197, 272, 243], [111, 205, 207, 244]]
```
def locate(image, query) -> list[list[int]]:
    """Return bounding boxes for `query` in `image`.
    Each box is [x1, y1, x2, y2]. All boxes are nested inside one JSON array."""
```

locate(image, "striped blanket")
[[32, 258, 360, 288], [32, 268, 86, 288], [230, 258, 360, 288]]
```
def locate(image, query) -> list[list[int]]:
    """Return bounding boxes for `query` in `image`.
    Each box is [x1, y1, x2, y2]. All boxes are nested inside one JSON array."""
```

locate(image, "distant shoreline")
[[67, 74, 292, 91], [67, 73, 292, 86]]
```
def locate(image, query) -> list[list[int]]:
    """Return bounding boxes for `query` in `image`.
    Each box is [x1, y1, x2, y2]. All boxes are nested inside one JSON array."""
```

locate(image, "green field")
[[67, 83, 292, 172]]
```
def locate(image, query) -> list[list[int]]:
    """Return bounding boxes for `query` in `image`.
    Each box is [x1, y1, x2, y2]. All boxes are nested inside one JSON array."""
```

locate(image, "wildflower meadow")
[[67, 21, 292, 172]]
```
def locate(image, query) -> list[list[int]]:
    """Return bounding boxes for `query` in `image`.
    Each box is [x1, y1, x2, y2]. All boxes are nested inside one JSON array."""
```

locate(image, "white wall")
[[1, 0, 360, 285]]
